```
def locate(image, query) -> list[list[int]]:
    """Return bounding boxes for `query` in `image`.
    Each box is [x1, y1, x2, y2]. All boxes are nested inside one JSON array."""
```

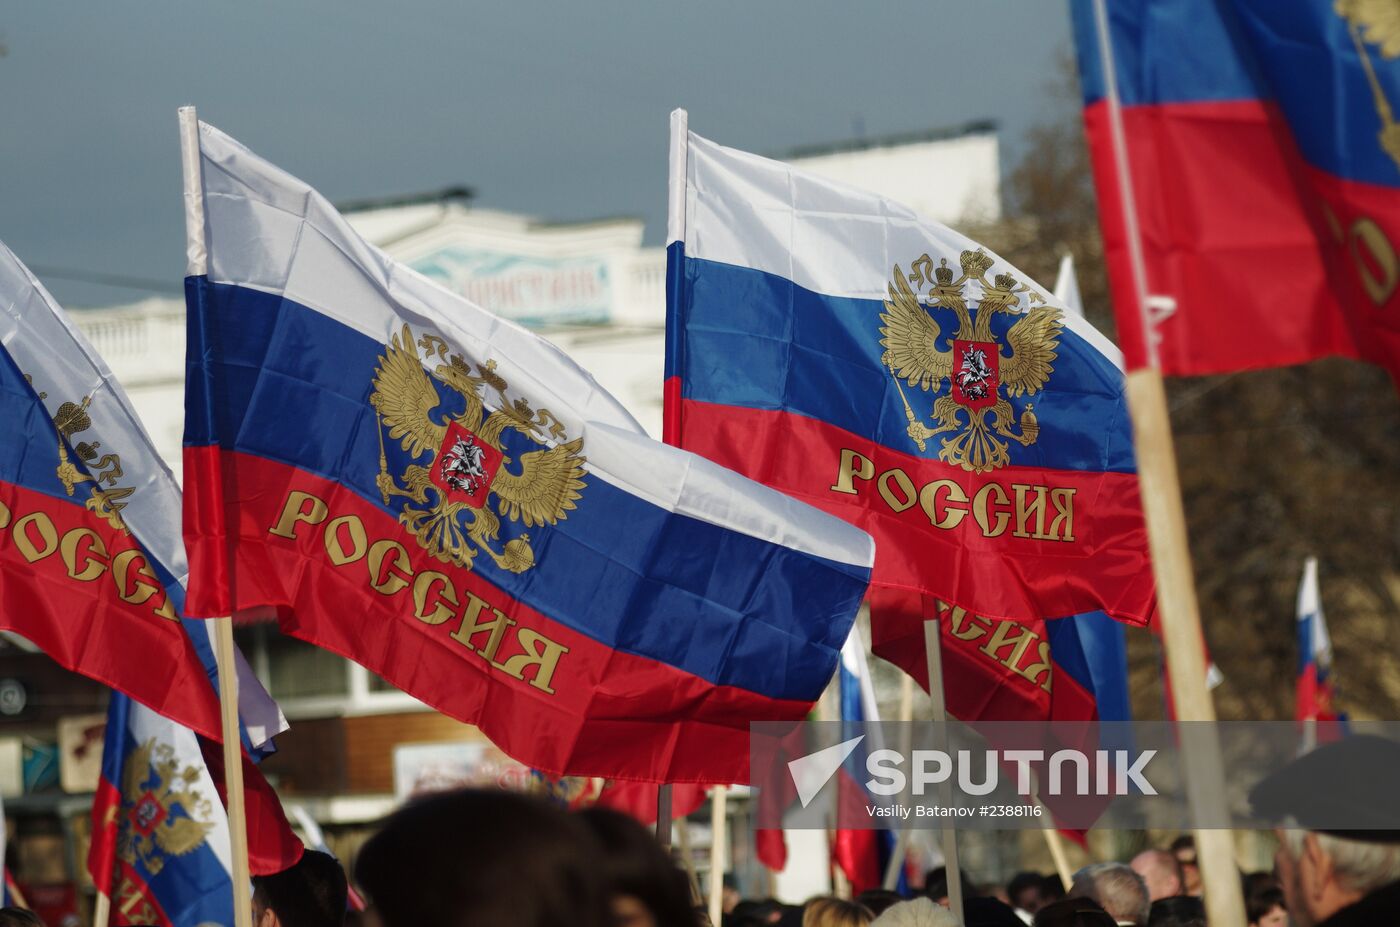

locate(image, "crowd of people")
[[718, 836, 1282, 927], [0, 739, 1394, 927]]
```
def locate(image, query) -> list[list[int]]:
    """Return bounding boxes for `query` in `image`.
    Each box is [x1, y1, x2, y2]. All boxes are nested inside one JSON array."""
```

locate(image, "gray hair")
[[870, 897, 961, 927], [1070, 862, 1151, 926], [1284, 829, 1400, 896]]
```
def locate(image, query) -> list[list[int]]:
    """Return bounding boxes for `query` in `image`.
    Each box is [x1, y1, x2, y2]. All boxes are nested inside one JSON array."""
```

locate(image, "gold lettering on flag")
[[269, 490, 570, 696], [829, 449, 1076, 543]]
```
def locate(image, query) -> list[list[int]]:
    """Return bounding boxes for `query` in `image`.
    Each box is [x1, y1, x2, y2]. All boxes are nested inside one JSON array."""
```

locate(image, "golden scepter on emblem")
[[886, 357, 933, 453]]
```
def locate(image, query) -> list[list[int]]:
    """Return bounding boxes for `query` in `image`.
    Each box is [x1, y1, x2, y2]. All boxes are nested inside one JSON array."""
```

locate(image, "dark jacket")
[[1318, 879, 1400, 926]]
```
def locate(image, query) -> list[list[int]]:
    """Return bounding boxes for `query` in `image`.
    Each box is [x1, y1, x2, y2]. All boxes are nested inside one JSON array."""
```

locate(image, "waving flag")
[[1296, 556, 1337, 723], [88, 694, 237, 927], [1053, 255, 1084, 320], [665, 112, 1154, 627], [0, 241, 284, 747], [178, 113, 873, 784], [867, 591, 1130, 727], [832, 628, 905, 897], [1070, 0, 1400, 381]]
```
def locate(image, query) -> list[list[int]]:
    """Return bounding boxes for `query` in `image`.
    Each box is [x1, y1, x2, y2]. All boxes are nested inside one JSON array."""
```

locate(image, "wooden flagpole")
[[1039, 810, 1074, 891], [91, 891, 109, 927], [180, 105, 253, 927], [707, 786, 728, 927], [656, 784, 673, 848], [923, 619, 963, 920], [214, 618, 254, 927], [1088, 5, 1246, 925]]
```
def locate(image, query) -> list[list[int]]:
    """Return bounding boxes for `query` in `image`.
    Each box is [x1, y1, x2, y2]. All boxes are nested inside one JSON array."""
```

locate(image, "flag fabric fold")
[[179, 116, 873, 784], [0, 240, 284, 748], [1070, 0, 1400, 381], [868, 590, 1131, 727], [665, 114, 1155, 628]]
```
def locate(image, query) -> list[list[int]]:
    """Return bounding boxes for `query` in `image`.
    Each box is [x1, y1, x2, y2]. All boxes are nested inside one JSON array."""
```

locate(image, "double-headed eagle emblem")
[[370, 325, 586, 574], [117, 738, 214, 876], [25, 375, 133, 532], [879, 249, 1063, 473], [1336, 0, 1400, 172]]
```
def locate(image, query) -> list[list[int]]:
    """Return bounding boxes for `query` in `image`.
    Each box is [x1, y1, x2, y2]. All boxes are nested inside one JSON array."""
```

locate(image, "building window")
[[235, 625, 349, 700]]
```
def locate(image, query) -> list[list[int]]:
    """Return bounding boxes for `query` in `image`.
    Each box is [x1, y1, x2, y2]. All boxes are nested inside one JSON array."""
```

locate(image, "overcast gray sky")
[[0, 1, 1073, 307]]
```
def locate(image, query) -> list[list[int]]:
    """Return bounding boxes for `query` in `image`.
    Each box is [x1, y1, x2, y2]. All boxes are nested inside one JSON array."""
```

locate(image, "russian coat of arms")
[[879, 249, 1063, 473], [370, 324, 586, 574], [25, 375, 133, 531], [117, 738, 215, 876]]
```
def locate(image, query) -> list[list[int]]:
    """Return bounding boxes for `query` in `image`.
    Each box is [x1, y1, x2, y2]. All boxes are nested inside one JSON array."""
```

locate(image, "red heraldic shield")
[[430, 422, 503, 509], [951, 340, 1000, 410]]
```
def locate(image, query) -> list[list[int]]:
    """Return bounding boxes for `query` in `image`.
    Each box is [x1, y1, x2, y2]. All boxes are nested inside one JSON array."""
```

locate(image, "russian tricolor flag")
[[0, 239, 284, 752], [1071, 0, 1400, 381], [88, 694, 239, 927], [178, 113, 873, 784], [832, 628, 906, 896], [1296, 556, 1336, 723], [665, 112, 1154, 628]]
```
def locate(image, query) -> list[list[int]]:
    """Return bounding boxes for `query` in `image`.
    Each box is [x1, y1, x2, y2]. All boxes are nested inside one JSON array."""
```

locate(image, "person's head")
[[1040, 874, 1066, 904], [869, 898, 959, 927], [1129, 850, 1183, 902], [1007, 871, 1046, 913], [1166, 838, 1199, 897], [1069, 863, 1150, 926], [576, 807, 694, 927], [1032, 898, 1117, 927], [801, 897, 872, 927], [1245, 885, 1286, 927], [251, 850, 348, 927], [355, 788, 610, 927], [962, 896, 1024, 927], [923, 866, 977, 907], [1144, 897, 1204, 927], [1274, 828, 1400, 926], [732, 900, 786, 926], [0, 909, 44, 927], [723, 875, 742, 915], [853, 891, 902, 917]]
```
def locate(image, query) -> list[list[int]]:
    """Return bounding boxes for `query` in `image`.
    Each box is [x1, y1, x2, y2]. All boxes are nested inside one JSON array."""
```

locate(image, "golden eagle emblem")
[[370, 325, 586, 574], [117, 738, 215, 876], [1336, 0, 1400, 171], [879, 249, 1062, 473], [25, 375, 133, 532]]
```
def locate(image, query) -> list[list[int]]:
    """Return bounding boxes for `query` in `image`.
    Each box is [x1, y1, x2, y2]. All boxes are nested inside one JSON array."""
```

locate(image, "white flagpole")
[[923, 620, 963, 919], [1088, 5, 1246, 926], [180, 105, 253, 927], [707, 786, 728, 927]]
